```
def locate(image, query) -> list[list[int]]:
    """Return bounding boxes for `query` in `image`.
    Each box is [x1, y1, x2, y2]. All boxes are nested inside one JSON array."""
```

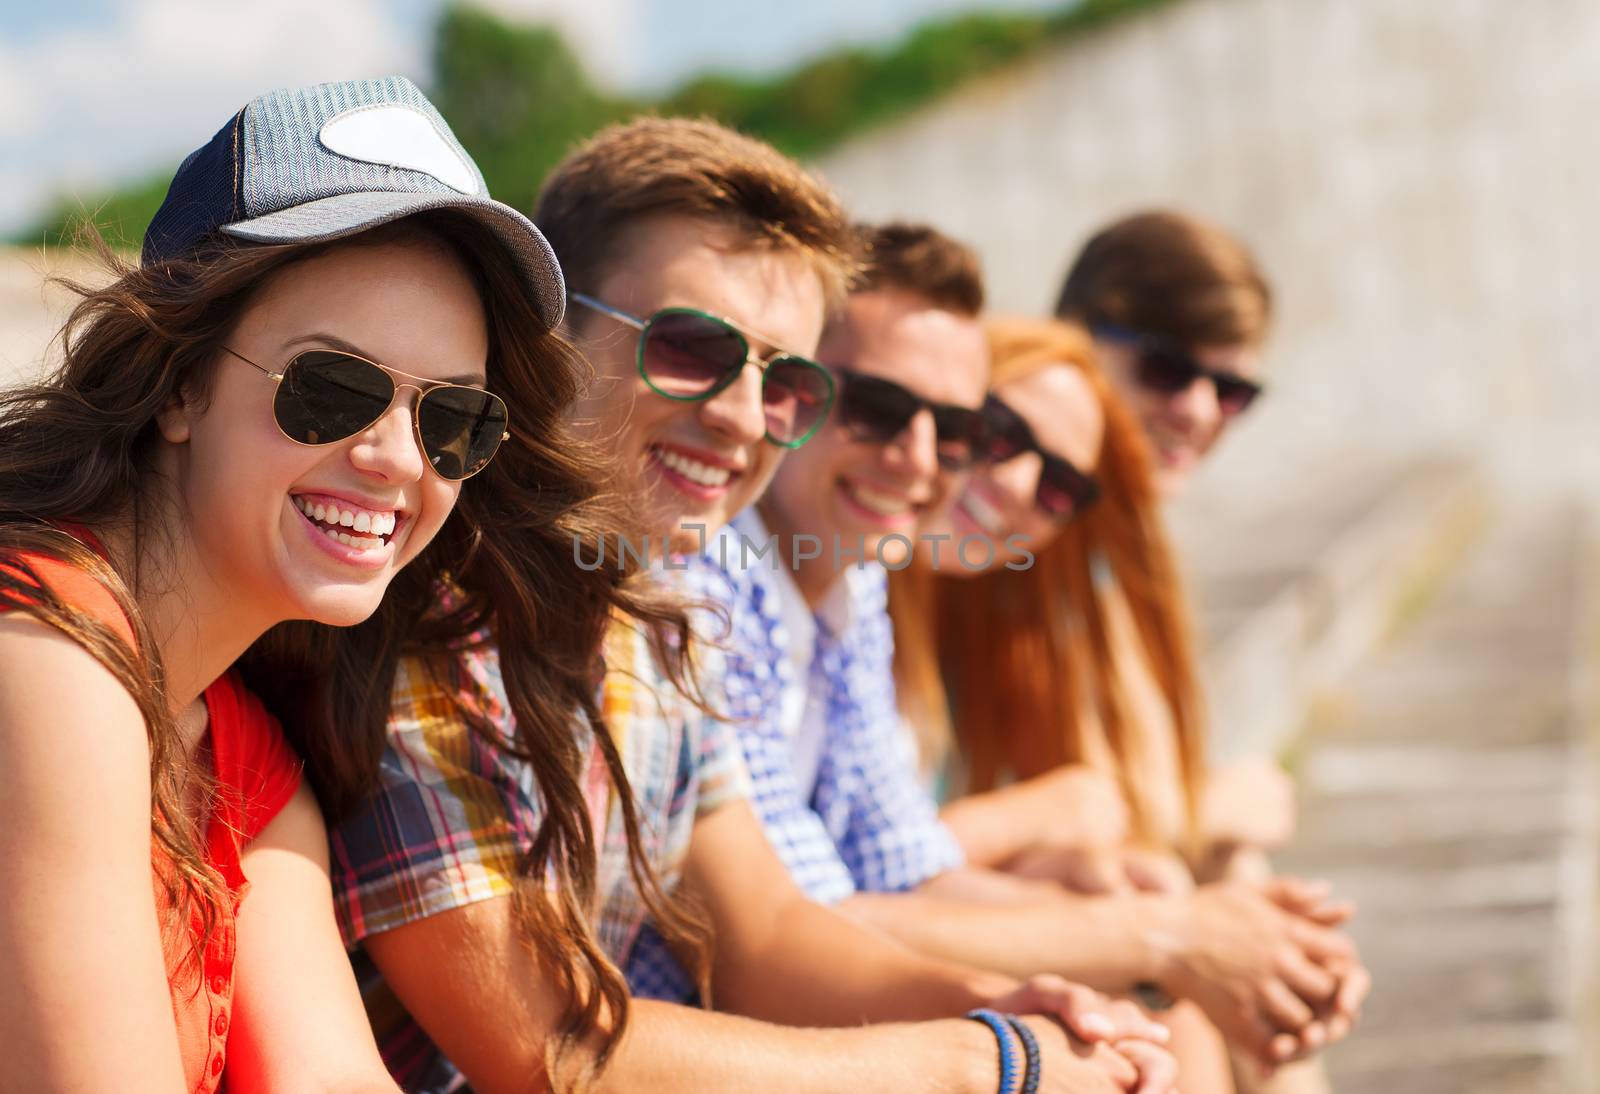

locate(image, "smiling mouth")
[[292, 495, 400, 550], [840, 479, 921, 523], [956, 489, 1005, 536], [651, 444, 735, 488]]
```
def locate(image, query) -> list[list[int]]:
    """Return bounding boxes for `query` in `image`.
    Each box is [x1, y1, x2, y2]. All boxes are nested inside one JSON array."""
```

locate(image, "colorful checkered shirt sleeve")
[[330, 652, 537, 945], [809, 566, 966, 893]]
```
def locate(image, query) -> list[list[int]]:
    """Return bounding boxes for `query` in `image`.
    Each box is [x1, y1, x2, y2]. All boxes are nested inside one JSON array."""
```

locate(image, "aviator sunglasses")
[[569, 293, 835, 448], [224, 346, 510, 481], [833, 368, 987, 470], [1093, 322, 1264, 415], [981, 395, 1101, 518]]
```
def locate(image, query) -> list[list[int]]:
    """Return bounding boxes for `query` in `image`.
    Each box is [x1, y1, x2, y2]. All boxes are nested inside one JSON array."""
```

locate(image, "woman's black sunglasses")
[[569, 293, 835, 448], [1093, 322, 1264, 415], [981, 395, 1101, 518], [834, 368, 987, 470], [225, 347, 510, 481]]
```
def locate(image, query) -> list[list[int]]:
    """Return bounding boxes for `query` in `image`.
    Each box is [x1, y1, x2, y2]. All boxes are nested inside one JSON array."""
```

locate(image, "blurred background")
[[3, 1, 1598, 1090]]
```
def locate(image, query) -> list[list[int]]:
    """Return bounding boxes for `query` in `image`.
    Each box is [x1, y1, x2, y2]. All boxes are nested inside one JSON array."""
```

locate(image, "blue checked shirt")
[[711, 509, 963, 898], [628, 510, 967, 1002]]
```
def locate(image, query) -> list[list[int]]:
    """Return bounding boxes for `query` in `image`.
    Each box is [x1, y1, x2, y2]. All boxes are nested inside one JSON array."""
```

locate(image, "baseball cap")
[[141, 76, 564, 329]]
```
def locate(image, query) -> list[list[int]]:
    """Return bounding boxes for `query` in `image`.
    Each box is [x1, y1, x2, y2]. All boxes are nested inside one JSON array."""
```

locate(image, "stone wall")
[[813, 0, 1600, 501]]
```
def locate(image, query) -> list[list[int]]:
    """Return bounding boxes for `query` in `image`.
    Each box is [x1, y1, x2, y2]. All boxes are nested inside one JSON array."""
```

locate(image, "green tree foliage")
[[22, 0, 1181, 247], [431, 6, 636, 215]]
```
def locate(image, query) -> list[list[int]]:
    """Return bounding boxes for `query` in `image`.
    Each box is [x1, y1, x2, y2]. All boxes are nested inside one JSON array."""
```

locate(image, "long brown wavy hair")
[[0, 213, 702, 1086], [889, 317, 1206, 849]]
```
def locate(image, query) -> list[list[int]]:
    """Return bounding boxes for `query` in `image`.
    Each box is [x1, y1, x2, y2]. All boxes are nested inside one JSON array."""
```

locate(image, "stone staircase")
[[1270, 499, 1599, 1092]]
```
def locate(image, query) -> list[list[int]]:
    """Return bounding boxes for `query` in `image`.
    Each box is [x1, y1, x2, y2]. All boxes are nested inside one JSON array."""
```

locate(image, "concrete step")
[[1177, 454, 1489, 760], [1276, 498, 1600, 1093]]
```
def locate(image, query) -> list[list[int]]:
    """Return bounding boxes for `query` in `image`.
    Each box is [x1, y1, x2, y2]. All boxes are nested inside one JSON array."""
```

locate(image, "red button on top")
[[210, 975, 227, 995]]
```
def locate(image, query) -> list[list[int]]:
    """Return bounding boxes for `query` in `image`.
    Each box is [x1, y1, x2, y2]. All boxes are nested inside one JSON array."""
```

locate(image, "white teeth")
[[847, 482, 909, 516], [297, 497, 398, 542], [655, 446, 732, 487]]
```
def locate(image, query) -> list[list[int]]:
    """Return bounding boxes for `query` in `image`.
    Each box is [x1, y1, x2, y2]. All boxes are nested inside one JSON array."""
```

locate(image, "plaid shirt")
[[699, 511, 964, 895], [330, 610, 748, 1091]]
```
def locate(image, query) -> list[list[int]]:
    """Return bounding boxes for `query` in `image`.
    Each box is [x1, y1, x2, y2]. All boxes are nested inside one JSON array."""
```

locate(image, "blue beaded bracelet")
[[965, 1008, 1021, 1094], [1003, 1016, 1041, 1094]]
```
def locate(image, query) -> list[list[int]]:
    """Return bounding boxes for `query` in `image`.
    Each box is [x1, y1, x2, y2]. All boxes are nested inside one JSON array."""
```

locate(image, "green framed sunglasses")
[[570, 293, 835, 448]]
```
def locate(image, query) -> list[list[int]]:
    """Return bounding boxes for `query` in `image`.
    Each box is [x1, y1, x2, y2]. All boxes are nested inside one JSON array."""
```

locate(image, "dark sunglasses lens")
[[762, 358, 834, 445], [933, 406, 983, 469], [1038, 459, 1100, 518], [1135, 346, 1201, 394], [979, 400, 1027, 462], [841, 375, 918, 442], [1213, 375, 1262, 414], [274, 351, 394, 445], [418, 386, 509, 480], [641, 310, 747, 397]]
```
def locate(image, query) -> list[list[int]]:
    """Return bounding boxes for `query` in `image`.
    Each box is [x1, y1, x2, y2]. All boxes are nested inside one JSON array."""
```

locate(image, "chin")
[[296, 586, 390, 628], [1154, 467, 1192, 497]]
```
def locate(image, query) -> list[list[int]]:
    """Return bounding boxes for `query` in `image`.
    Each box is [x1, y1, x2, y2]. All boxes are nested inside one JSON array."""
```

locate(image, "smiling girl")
[[0, 77, 593, 1092]]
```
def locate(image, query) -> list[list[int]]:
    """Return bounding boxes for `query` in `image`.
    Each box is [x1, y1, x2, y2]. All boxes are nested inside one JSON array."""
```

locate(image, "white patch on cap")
[[319, 104, 478, 195]]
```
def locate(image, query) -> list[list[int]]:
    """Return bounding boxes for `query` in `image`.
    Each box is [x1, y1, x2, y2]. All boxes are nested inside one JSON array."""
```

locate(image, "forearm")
[[713, 894, 1014, 1024], [601, 1002, 994, 1094], [940, 782, 1045, 868], [840, 888, 1182, 996]]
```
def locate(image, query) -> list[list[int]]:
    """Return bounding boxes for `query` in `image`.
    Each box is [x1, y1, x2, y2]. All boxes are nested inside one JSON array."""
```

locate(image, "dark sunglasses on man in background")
[[833, 368, 987, 470], [224, 346, 509, 481], [980, 394, 1101, 519], [569, 292, 835, 448], [1092, 322, 1264, 415]]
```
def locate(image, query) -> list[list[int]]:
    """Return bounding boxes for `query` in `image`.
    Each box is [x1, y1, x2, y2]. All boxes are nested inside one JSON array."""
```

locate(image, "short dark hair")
[[1055, 210, 1272, 348], [853, 221, 985, 316]]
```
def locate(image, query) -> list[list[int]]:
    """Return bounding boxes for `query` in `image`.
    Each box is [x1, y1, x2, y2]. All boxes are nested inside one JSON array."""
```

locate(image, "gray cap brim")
[[221, 190, 565, 329]]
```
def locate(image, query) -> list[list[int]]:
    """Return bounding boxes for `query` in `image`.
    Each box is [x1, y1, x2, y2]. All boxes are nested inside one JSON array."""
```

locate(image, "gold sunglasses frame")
[[222, 345, 511, 481]]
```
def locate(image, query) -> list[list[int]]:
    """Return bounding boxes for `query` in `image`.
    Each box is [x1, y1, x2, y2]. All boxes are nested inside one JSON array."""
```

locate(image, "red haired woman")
[[891, 314, 1368, 1093]]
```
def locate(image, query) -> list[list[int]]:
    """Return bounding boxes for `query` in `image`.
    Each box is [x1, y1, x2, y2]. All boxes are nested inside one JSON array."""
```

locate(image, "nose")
[[993, 452, 1044, 516], [1165, 374, 1222, 431], [698, 364, 767, 447], [881, 406, 942, 485], [348, 389, 428, 483]]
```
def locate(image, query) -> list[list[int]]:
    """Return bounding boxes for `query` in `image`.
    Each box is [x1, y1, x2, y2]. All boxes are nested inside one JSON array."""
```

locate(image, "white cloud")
[[1, 0, 426, 233]]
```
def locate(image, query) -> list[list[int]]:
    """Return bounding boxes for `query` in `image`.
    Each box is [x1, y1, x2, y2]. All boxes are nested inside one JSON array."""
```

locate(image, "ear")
[[155, 389, 195, 444]]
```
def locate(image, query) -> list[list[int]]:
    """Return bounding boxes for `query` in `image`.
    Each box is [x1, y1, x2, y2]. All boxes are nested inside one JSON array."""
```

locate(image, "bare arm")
[[843, 879, 1172, 993], [364, 891, 999, 1094], [363, 879, 1171, 1094], [842, 875, 1358, 1067], [940, 765, 1130, 869], [0, 617, 188, 1092], [226, 783, 401, 1093], [683, 800, 1013, 1024]]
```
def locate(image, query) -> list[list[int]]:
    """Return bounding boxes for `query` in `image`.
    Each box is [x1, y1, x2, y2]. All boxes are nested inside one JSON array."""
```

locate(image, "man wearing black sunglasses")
[[709, 222, 992, 899], [1056, 211, 1270, 497]]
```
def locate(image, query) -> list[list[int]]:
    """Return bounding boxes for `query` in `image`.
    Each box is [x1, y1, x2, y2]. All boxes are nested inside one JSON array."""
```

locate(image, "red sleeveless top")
[[0, 538, 303, 1092]]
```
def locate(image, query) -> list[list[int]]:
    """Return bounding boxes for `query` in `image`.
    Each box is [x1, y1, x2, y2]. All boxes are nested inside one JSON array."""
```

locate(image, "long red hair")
[[890, 316, 1206, 847]]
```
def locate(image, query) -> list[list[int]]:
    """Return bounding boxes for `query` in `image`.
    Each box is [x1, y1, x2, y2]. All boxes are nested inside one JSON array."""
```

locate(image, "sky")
[[0, 0, 1066, 238]]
